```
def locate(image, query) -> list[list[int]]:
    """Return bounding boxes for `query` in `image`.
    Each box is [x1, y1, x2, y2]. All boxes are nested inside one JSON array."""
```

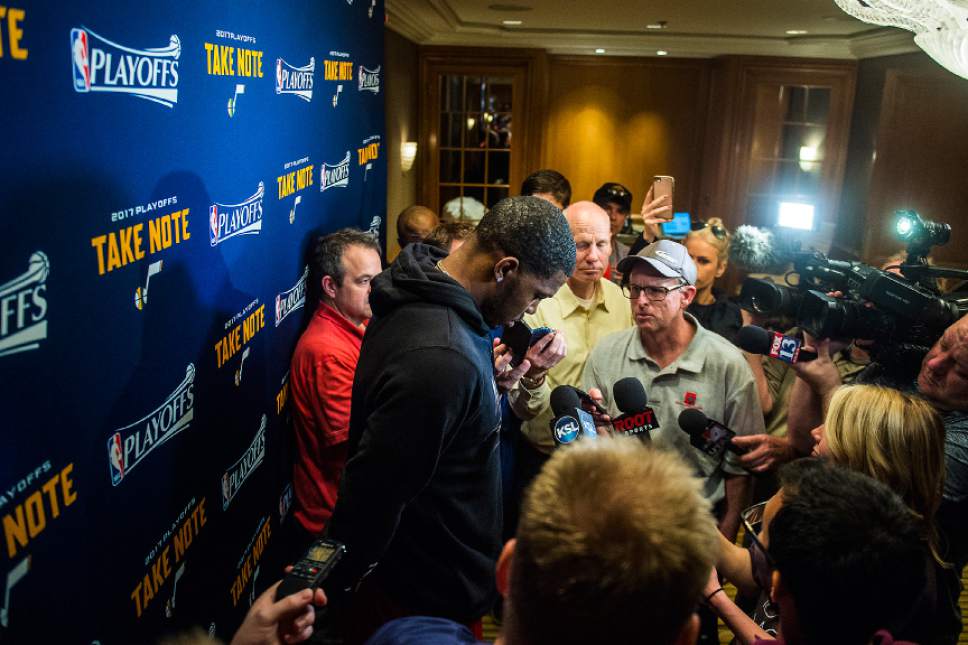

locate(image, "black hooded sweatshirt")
[[326, 243, 503, 622]]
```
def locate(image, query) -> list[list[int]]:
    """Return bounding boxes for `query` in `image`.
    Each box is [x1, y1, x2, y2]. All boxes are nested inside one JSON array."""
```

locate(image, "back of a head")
[[770, 459, 927, 645], [423, 220, 477, 252], [396, 204, 439, 241], [476, 196, 576, 279], [521, 169, 572, 208], [509, 436, 717, 645], [824, 384, 945, 527]]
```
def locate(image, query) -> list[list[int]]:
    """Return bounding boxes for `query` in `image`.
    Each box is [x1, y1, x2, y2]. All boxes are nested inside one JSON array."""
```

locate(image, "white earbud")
[[495, 274, 503, 283]]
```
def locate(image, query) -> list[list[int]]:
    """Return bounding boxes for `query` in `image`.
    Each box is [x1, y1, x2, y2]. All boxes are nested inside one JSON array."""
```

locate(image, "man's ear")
[[679, 284, 697, 308], [494, 256, 519, 284], [495, 539, 515, 597], [675, 613, 700, 645], [321, 275, 338, 300]]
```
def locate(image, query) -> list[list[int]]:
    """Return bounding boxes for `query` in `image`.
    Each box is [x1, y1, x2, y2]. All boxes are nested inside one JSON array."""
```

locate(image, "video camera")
[[738, 211, 968, 362]]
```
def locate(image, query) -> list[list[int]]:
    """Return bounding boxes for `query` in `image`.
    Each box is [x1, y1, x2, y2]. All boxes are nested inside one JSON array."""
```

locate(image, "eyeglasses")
[[622, 282, 685, 301], [741, 501, 774, 567]]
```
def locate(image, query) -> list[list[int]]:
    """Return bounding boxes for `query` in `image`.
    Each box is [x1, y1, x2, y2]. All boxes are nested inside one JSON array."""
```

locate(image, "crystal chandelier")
[[834, 0, 968, 80]]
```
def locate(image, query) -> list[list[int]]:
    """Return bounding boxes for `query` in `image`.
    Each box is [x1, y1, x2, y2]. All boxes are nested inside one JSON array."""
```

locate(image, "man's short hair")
[[509, 436, 718, 645], [475, 196, 576, 280], [423, 221, 476, 251], [313, 228, 381, 286], [771, 459, 927, 644], [521, 169, 572, 208]]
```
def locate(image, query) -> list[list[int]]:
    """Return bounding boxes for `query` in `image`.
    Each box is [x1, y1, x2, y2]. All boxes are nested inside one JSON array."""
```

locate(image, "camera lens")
[[799, 291, 891, 340], [739, 278, 802, 318]]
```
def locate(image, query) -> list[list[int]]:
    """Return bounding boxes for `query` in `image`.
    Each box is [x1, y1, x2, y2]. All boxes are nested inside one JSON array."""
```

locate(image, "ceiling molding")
[[848, 28, 919, 59], [387, 0, 918, 60]]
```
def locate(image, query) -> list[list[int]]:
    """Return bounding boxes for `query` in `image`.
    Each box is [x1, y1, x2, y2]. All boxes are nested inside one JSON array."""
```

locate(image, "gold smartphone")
[[652, 175, 675, 220]]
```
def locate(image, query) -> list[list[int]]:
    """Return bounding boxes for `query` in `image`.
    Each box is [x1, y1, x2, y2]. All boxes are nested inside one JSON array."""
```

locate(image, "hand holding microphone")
[[736, 325, 817, 364], [677, 408, 747, 461]]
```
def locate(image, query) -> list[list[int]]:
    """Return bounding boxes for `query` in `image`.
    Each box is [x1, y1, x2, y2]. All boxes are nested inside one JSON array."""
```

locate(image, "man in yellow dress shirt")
[[509, 201, 634, 454]]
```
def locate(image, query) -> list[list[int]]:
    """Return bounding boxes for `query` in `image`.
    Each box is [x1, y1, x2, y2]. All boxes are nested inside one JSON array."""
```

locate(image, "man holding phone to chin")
[[509, 201, 634, 459]]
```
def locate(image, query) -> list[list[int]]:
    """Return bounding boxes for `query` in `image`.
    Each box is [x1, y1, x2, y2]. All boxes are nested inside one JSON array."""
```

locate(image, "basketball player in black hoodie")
[[324, 197, 576, 642]]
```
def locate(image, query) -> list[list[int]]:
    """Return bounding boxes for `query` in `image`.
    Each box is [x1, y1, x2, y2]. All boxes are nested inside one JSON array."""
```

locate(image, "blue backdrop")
[[0, 1, 385, 641]]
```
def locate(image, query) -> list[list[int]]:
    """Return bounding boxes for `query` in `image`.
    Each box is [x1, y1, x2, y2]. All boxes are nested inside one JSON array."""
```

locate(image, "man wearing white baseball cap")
[[581, 239, 764, 541]]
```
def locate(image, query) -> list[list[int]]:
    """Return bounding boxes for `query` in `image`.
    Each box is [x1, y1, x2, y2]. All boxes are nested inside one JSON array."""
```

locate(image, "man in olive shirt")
[[509, 201, 633, 455], [582, 240, 763, 540]]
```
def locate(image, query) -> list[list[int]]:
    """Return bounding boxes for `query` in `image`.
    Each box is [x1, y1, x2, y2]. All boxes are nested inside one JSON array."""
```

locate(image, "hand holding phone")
[[651, 176, 675, 220]]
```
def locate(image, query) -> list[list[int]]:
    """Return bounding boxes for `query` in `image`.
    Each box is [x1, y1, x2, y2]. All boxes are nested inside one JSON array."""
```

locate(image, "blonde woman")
[[711, 384, 953, 644], [683, 218, 743, 344]]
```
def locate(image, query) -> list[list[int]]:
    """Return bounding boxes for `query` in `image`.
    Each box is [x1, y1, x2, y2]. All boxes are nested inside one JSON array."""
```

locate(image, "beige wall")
[[541, 56, 710, 212], [384, 29, 419, 261]]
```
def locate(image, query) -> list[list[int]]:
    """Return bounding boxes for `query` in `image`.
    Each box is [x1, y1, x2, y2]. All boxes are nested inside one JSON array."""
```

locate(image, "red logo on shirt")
[[684, 391, 697, 406]]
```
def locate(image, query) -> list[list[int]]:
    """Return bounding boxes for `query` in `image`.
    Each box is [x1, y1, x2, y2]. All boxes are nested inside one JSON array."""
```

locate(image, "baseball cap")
[[617, 239, 697, 285], [592, 182, 632, 213]]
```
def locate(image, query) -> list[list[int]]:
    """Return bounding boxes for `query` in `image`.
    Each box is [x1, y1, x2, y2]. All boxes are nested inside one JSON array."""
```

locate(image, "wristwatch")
[[520, 373, 546, 390]]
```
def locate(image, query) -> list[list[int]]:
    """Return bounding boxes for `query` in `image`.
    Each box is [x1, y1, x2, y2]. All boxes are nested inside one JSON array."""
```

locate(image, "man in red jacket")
[[289, 229, 382, 546]]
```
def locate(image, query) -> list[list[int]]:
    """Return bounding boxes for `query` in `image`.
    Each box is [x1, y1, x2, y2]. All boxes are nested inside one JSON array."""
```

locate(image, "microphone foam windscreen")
[[678, 407, 709, 437], [730, 225, 777, 273], [613, 377, 647, 413], [550, 385, 581, 416], [736, 325, 773, 355]]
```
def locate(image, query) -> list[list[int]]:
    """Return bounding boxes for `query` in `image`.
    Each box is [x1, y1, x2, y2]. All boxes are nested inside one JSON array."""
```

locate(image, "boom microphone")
[[610, 377, 659, 439], [678, 408, 747, 460], [736, 325, 817, 364], [729, 225, 779, 273], [550, 385, 597, 445]]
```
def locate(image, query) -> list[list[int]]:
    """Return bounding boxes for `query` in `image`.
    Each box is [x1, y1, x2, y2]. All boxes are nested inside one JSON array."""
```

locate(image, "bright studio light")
[[778, 201, 815, 230], [595, 48, 606, 54]]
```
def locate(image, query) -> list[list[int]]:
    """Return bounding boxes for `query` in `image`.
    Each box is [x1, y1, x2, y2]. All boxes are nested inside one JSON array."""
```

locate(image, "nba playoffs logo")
[[209, 182, 265, 246], [108, 364, 195, 486], [71, 27, 181, 107], [0, 251, 49, 358], [275, 266, 307, 327], [357, 64, 380, 94], [222, 415, 267, 510], [275, 57, 314, 102], [320, 151, 350, 192]]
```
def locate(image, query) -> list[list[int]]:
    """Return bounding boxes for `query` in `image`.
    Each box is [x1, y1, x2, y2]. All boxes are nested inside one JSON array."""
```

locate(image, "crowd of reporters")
[[218, 168, 968, 645]]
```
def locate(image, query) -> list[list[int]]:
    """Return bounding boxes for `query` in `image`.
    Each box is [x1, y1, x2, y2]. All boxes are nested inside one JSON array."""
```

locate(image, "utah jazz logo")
[[227, 84, 245, 117], [71, 27, 181, 107]]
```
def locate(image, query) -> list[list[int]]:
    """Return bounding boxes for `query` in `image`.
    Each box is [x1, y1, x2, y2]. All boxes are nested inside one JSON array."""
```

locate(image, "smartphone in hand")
[[652, 175, 675, 220]]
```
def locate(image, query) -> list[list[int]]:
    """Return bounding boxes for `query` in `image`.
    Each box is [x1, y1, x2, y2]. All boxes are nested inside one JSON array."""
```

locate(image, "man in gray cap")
[[581, 239, 763, 540]]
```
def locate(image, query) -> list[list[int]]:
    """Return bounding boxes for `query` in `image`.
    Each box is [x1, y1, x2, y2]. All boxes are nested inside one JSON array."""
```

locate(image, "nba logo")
[[275, 58, 284, 94], [209, 205, 220, 245], [107, 433, 125, 485], [684, 391, 697, 406], [71, 28, 91, 92]]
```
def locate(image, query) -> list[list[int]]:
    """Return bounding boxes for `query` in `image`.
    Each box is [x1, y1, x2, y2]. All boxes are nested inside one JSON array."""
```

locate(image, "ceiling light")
[[656, 50, 669, 56], [502, 19, 522, 25], [785, 29, 809, 35], [595, 48, 606, 54], [646, 21, 668, 29], [778, 201, 815, 230]]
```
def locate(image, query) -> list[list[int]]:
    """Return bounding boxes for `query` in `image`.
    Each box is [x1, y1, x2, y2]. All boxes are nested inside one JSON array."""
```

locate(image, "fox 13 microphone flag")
[[0, 1, 385, 641]]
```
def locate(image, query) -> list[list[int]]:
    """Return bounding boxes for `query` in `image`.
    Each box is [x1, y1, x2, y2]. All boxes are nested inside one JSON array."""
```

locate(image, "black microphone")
[[736, 325, 817, 364], [609, 377, 659, 440], [678, 408, 747, 460], [550, 385, 598, 446]]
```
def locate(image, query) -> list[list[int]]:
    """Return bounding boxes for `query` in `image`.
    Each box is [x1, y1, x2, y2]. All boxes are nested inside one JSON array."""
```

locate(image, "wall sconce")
[[401, 141, 417, 172]]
